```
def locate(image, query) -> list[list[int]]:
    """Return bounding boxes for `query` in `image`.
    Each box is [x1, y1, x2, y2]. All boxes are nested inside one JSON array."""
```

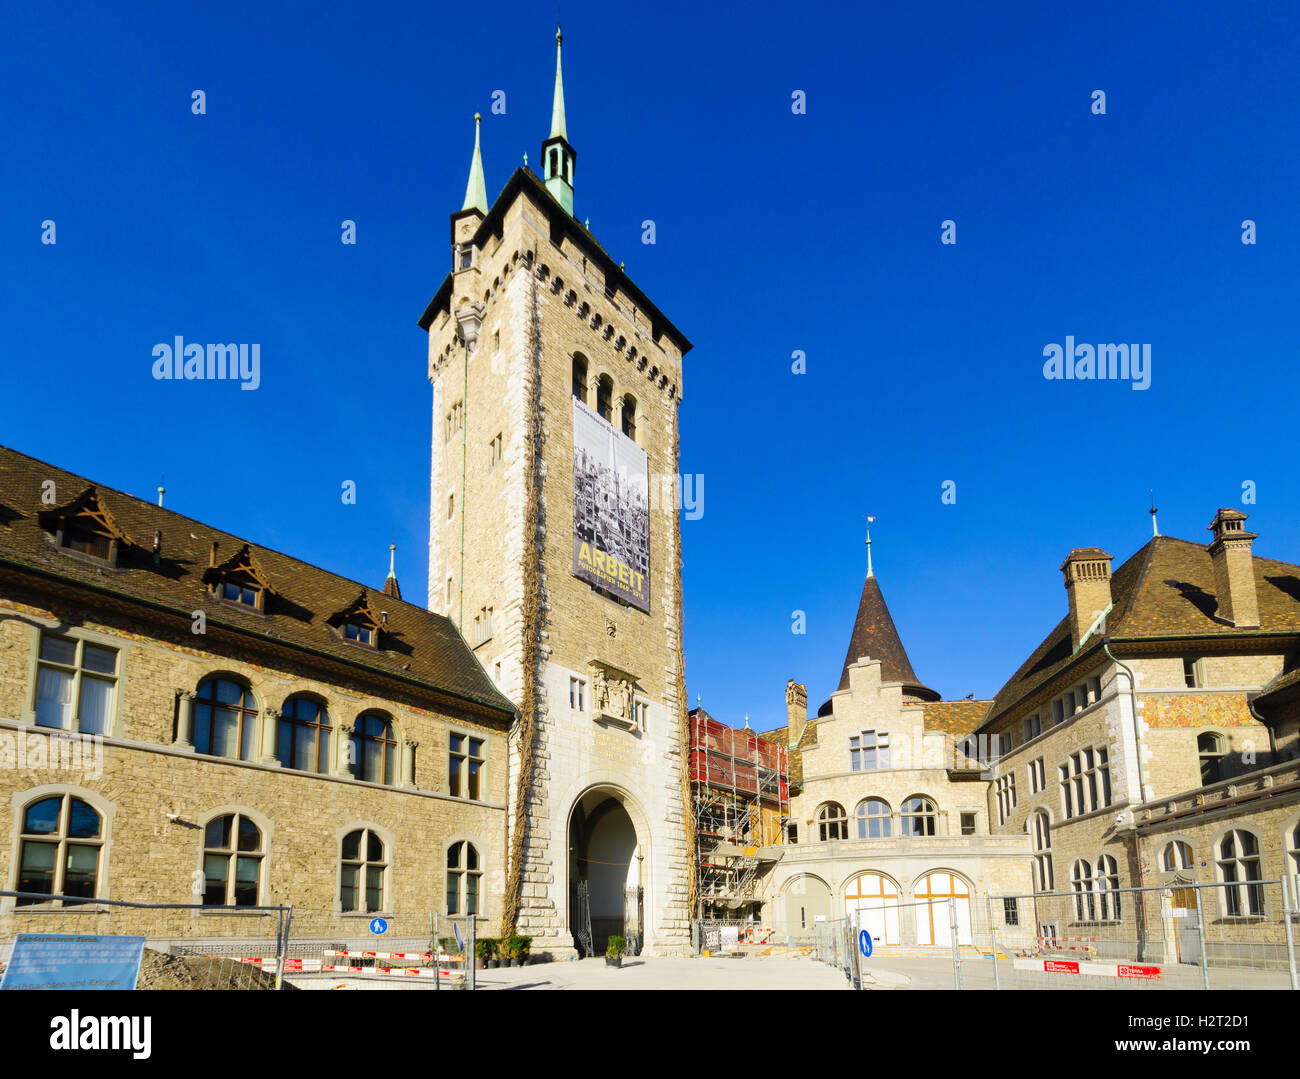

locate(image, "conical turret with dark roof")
[[822, 544, 940, 713]]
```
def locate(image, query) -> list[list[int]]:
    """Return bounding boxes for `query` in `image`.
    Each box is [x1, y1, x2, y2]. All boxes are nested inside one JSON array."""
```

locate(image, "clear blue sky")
[[2, 1, 1298, 730]]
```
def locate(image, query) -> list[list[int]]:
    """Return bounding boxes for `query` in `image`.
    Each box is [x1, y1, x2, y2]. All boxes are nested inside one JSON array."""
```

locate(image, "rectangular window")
[[1003, 898, 1019, 926], [34, 633, 118, 735], [960, 812, 977, 836], [788, 823, 798, 845], [1052, 698, 1065, 725], [449, 734, 485, 800], [445, 399, 465, 441], [570, 677, 586, 711], [852, 730, 889, 771], [472, 606, 494, 646], [487, 432, 503, 469], [1184, 657, 1204, 688], [1029, 757, 1045, 794], [996, 774, 1017, 825], [446, 577, 454, 607], [1087, 675, 1102, 704], [1024, 714, 1042, 742], [1060, 746, 1112, 819]]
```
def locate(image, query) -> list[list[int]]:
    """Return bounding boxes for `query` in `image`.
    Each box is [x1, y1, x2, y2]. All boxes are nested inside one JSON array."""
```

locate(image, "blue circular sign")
[[369, 917, 388, 936], [859, 930, 873, 958]]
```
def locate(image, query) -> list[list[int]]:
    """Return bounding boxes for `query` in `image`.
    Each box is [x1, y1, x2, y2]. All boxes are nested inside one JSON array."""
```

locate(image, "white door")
[[844, 873, 900, 946], [914, 873, 972, 946]]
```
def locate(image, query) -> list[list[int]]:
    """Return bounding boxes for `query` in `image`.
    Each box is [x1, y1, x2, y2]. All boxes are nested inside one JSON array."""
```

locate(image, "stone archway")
[[568, 787, 644, 957]]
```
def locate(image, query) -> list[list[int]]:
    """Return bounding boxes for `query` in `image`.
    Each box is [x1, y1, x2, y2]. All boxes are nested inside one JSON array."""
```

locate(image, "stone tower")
[[418, 29, 693, 956]]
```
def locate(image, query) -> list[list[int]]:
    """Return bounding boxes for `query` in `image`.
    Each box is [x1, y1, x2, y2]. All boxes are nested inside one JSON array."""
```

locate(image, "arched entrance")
[[780, 875, 831, 941], [844, 872, 900, 946], [569, 788, 643, 957], [913, 871, 973, 946]]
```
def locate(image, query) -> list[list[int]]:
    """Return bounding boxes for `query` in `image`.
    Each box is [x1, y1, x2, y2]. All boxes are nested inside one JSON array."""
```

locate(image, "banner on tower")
[[572, 398, 650, 612]]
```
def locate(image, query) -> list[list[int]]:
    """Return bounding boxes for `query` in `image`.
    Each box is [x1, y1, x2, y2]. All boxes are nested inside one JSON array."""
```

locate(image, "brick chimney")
[[1208, 508, 1260, 628], [1061, 548, 1113, 650], [785, 679, 807, 744]]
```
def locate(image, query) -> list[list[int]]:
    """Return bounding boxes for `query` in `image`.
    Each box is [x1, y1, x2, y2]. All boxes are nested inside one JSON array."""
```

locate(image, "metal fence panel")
[[0, 891, 288, 990]]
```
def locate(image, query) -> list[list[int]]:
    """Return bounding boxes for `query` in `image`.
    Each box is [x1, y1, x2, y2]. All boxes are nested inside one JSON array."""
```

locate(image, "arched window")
[[856, 798, 891, 839], [817, 802, 847, 842], [1071, 859, 1096, 921], [596, 374, 613, 422], [202, 813, 263, 906], [620, 395, 637, 441], [900, 796, 937, 837], [1217, 830, 1263, 916], [350, 712, 397, 785], [1198, 732, 1226, 785], [446, 841, 481, 916], [1029, 811, 1054, 891], [572, 354, 588, 403], [16, 793, 103, 905], [278, 696, 331, 774], [340, 828, 387, 913], [1095, 854, 1121, 921], [1161, 840, 1193, 873], [194, 678, 258, 761]]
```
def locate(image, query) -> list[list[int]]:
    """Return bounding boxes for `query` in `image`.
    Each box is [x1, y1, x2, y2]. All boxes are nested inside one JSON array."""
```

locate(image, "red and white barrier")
[[322, 949, 464, 963], [321, 963, 448, 978], [1014, 958, 1162, 980]]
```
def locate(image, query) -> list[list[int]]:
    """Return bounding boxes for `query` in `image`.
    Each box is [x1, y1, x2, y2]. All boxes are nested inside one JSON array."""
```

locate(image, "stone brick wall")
[[425, 187, 691, 954], [0, 596, 508, 923]]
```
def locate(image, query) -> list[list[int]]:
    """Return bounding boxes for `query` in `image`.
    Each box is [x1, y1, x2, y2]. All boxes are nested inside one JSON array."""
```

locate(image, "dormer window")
[[328, 591, 384, 650], [39, 487, 133, 568], [457, 243, 474, 271], [222, 580, 260, 607], [204, 544, 272, 613]]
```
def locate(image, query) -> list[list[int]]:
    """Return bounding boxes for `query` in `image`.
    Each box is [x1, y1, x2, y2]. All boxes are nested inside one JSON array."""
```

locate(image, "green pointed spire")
[[461, 112, 487, 215], [550, 27, 567, 140]]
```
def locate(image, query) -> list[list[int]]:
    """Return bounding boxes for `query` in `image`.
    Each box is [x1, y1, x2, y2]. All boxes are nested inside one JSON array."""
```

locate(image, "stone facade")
[[0, 577, 511, 932], [422, 106, 692, 952], [760, 660, 1033, 944]]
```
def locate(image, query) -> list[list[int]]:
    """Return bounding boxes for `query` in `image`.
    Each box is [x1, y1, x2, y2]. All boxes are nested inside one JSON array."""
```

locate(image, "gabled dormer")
[[38, 486, 133, 567], [327, 590, 385, 649], [203, 542, 273, 612]]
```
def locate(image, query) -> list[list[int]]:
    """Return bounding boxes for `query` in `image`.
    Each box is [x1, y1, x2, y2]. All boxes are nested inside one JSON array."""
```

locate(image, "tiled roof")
[[921, 700, 992, 737], [825, 573, 939, 710], [0, 445, 516, 719], [982, 534, 1300, 728]]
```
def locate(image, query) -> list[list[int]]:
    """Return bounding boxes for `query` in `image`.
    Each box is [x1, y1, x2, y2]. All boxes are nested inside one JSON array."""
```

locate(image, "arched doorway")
[[844, 873, 900, 946], [569, 788, 642, 957], [780, 875, 831, 941], [913, 871, 972, 946]]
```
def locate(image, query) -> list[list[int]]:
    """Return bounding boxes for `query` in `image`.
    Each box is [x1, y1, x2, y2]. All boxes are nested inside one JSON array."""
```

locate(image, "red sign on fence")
[[1044, 960, 1080, 974], [1118, 964, 1162, 980]]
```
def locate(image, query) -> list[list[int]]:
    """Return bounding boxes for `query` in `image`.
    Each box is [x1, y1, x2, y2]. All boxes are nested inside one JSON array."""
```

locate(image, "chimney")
[[209, 540, 219, 567], [1061, 548, 1113, 650], [785, 679, 807, 743], [1208, 508, 1260, 628]]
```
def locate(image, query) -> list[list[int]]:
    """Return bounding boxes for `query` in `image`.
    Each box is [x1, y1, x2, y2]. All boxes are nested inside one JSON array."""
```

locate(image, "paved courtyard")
[[288, 955, 851, 991]]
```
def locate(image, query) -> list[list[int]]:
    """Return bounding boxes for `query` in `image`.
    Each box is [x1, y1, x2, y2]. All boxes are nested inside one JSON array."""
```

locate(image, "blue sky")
[[2, 1, 1298, 730]]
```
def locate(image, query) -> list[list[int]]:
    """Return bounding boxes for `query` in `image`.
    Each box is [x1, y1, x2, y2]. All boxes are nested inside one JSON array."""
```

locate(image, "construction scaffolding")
[[690, 710, 790, 924]]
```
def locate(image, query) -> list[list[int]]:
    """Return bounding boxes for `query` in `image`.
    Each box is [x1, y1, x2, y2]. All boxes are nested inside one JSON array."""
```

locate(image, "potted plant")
[[475, 938, 497, 970], [511, 935, 532, 967], [498, 937, 517, 967], [605, 935, 626, 968]]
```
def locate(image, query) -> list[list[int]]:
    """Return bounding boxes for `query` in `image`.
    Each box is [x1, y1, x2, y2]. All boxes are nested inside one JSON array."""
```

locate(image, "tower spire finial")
[[865, 515, 876, 578], [541, 26, 576, 215], [461, 112, 488, 215], [1149, 490, 1159, 537], [550, 25, 566, 140], [382, 542, 402, 600]]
